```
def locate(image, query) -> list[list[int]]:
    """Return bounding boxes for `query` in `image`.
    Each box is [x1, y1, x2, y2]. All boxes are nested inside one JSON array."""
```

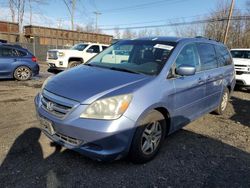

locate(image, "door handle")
[[206, 75, 213, 81], [215, 74, 223, 80], [198, 78, 205, 85], [218, 74, 223, 79]]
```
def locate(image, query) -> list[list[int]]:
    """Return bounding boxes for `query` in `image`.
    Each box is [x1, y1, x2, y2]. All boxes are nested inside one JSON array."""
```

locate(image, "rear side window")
[[215, 45, 232, 66], [197, 43, 218, 71], [102, 46, 108, 50], [16, 49, 27, 57], [231, 50, 250, 59], [0, 47, 18, 57]]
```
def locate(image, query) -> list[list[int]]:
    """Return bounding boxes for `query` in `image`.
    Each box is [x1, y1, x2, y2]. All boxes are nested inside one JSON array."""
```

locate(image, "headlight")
[[58, 52, 64, 57], [80, 94, 132, 120], [41, 76, 53, 91]]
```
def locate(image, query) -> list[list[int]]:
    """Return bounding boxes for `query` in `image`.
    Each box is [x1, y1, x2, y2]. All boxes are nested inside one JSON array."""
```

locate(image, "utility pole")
[[57, 18, 63, 29], [71, 0, 76, 30], [223, 0, 235, 44], [94, 11, 101, 33]]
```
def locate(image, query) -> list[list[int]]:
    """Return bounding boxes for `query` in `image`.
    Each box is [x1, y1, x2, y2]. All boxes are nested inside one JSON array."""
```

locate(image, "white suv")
[[231, 49, 250, 88], [47, 43, 109, 70]]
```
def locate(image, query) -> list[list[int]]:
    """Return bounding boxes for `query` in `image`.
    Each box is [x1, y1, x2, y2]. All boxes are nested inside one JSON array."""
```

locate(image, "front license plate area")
[[39, 116, 55, 135]]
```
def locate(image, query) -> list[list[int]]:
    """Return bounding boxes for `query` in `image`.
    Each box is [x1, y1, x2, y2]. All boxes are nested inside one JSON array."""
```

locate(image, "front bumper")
[[235, 73, 250, 86], [34, 93, 136, 161], [47, 59, 67, 71]]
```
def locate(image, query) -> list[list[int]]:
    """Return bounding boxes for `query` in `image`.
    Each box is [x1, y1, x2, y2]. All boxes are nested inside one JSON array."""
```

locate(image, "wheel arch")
[[154, 107, 171, 135], [135, 105, 172, 136], [68, 57, 84, 63]]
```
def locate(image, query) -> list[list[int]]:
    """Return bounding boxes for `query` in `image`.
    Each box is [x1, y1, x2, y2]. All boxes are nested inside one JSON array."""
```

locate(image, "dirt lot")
[[0, 63, 250, 187]]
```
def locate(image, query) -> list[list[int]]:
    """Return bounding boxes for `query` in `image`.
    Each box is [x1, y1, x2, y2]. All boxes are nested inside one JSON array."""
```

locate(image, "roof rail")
[[195, 36, 206, 39], [2, 44, 23, 49], [195, 36, 220, 42]]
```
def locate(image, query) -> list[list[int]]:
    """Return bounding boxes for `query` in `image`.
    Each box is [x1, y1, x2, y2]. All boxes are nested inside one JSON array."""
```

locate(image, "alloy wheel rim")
[[141, 121, 162, 155], [16, 67, 30, 80], [221, 92, 228, 111]]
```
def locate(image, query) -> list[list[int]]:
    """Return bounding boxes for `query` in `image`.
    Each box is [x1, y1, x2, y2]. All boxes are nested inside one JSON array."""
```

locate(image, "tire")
[[129, 110, 166, 164], [68, 61, 81, 69], [214, 88, 229, 115], [14, 66, 32, 81]]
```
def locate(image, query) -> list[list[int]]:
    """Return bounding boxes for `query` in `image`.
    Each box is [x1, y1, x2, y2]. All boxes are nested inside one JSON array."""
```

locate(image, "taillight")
[[32, 56, 37, 62]]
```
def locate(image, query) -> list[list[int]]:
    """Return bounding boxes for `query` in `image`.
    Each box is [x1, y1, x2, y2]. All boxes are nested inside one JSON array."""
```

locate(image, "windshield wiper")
[[85, 64, 145, 75], [84, 63, 110, 70], [84, 63, 93, 66], [109, 67, 142, 75]]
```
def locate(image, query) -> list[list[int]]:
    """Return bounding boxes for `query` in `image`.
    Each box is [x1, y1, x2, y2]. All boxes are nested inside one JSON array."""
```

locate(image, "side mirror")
[[87, 48, 94, 53], [176, 65, 196, 76]]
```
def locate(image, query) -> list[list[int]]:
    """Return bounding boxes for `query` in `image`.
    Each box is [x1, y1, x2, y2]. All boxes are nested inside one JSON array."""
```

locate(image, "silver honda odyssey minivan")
[[35, 37, 235, 163]]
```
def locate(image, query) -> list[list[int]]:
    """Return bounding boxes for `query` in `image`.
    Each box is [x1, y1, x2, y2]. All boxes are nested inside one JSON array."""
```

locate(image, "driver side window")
[[175, 43, 200, 73]]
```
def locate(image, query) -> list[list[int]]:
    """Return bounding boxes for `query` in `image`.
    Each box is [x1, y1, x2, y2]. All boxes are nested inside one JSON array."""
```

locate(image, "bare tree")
[[9, 0, 16, 22], [171, 0, 250, 48], [84, 21, 95, 32], [136, 28, 154, 38], [204, 0, 250, 48], [172, 17, 205, 38], [154, 27, 162, 36], [114, 27, 121, 39], [28, 0, 46, 25], [8, 0, 26, 38], [247, 0, 250, 12], [63, 0, 77, 30], [122, 28, 136, 39], [243, 0, 250, 47]]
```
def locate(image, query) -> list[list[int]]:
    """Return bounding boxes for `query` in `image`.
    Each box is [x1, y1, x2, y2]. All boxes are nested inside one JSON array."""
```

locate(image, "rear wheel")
[[129, 110, 166, 163], [68, 61, 81, 69], [14, 66, 32, 81], [214, 88, 229, 115]]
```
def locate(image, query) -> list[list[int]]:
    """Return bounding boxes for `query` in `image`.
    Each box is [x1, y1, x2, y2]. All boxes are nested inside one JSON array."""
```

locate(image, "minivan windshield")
[[71, 44, 88, 51], [87, 40, 176, 76], [231, 50, 250, 59]]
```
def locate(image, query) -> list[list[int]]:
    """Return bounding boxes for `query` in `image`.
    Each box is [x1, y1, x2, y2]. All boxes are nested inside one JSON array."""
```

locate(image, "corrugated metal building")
[[24, 25, 113, 46], [0, 21, 19, 42]]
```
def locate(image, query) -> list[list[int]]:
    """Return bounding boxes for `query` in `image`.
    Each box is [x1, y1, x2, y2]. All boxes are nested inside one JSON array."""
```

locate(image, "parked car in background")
[[0, 43, 39, 81], [230, 48, 250, 88], [35, 37, 235, 163], [47, 43, 109, 71]]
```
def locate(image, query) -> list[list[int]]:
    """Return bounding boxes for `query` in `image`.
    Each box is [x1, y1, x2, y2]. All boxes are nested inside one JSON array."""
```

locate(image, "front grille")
[[55, 132, 83, 146], [236, 80, 245, 85], [235, 65, 247, 67], [47, 51, 58, 60], [236, 71, 244, 75], [49, 63, 56, 67], [41, 96, 72, 118]]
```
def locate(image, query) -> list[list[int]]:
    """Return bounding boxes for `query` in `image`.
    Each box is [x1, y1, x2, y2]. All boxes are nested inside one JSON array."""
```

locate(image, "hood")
[[45, 65, 151, 104], [233, 58, 250, 66], [48, 49, 79, 53]]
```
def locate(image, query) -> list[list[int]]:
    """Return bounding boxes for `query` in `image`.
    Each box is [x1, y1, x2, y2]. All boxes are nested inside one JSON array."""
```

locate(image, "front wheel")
[[214, 88, 229, 115], [14, 66, 32, 81], [129, 110, 166, 164], [68, 61, 81, 69]]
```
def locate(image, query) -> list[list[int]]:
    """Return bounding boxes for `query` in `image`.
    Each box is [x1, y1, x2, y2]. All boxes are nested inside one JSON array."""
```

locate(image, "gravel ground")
[[0, 63, 249, 188]]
